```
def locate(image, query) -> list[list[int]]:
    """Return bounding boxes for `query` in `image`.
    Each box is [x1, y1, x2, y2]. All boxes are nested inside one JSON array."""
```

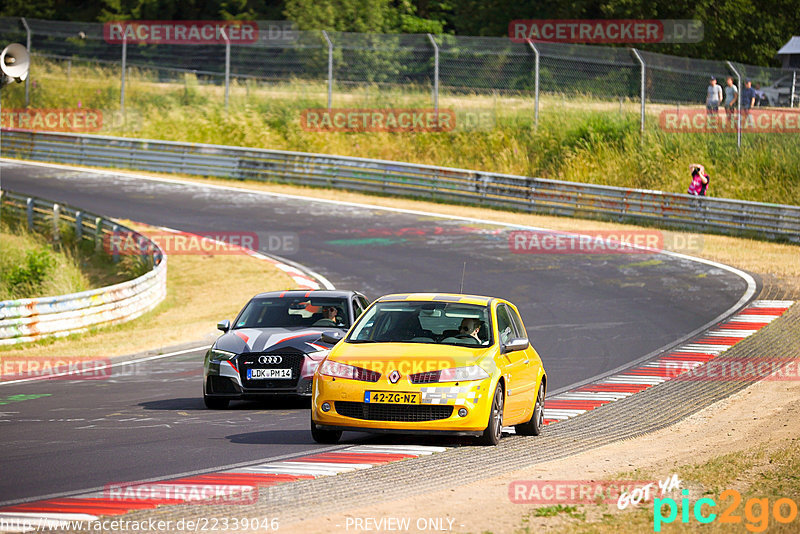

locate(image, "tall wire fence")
[[1, 17, 798, 142]]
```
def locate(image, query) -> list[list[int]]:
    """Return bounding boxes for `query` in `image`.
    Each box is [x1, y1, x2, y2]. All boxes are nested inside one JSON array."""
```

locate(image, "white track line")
[[0, 346, 203, 386]]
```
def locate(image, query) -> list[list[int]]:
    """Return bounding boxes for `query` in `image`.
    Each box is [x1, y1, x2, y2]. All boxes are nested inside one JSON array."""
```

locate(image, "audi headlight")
[[438, 365, 490, 382], [209, 349, 237, 361], [306, 349, 330, 360]]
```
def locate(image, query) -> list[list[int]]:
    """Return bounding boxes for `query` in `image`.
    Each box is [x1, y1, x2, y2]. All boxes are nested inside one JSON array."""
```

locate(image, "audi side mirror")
[[217, 319, 230, 332], [320, 330, 343, 344], [503, 337, 529, 353]]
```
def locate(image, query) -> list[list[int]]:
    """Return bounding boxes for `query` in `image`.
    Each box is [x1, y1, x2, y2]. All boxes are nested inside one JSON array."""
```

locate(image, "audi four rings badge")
[[258, 355, 283, 364]]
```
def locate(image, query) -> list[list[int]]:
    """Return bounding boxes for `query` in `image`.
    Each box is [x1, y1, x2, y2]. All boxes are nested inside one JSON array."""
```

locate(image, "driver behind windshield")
[[458, 318, 482, 344], [441, 317, 483, 345], [313, 305, 342, 327]]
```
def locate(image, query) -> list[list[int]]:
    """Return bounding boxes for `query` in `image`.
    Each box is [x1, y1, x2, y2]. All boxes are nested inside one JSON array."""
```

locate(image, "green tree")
[[448, 0, 800, 67], [283, 0, 446, 33], [0, 0, 796, 66], [284, 0, 395, 32]]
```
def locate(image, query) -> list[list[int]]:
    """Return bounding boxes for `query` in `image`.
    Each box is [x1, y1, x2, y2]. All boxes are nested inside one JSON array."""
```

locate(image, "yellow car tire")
[[515, 381, 545, 436], [311, 415, 342, 444], [478, 384, 504, 446]]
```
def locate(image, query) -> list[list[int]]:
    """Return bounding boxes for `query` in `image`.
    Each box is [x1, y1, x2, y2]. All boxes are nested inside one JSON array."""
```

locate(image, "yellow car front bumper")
[[312, 373, 497, 435]]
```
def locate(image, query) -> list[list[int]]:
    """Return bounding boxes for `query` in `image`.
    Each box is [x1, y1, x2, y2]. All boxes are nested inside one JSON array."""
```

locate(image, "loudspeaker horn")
[[1, 43, 30, 85]]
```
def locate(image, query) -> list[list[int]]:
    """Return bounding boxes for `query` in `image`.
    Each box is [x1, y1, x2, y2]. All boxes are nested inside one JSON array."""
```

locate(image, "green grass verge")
[[0, 220, 131, 300], [2, 58, 798, 206]]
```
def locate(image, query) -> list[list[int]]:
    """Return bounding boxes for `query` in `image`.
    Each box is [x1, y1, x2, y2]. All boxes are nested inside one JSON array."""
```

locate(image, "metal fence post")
[[631, 49, 646, 136], [427, 34, 439, 114], [75, 211, 83, 241], [527, 40, 540, 130], [26, 198, 34, 230], [52, 203, 61, 245], [726, 61, 742, 149], [20, 17, 31, 107], [322, 30, 333, 110], [94, 217, 103, 252], [111, 223, 120, 262], [221, 27, 230, 109], [120, 33, 127, 113]]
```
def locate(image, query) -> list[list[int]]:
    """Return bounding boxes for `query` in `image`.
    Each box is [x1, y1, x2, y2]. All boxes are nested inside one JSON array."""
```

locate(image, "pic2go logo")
[[654, 489, 799, 532]]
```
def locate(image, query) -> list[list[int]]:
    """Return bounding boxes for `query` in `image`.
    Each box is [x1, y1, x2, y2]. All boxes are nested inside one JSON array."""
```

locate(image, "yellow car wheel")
[[478, 384, 504, 446], [311, 415, 342, 444], [515, 381, 545, 436]]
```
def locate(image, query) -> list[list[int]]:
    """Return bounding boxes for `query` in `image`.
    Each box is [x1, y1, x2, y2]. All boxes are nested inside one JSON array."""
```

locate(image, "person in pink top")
[[687, 163, 710, 196]]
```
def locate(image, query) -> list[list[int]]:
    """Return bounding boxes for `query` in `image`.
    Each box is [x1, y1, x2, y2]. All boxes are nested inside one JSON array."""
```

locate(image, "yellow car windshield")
[[347, 301, 492, 346]]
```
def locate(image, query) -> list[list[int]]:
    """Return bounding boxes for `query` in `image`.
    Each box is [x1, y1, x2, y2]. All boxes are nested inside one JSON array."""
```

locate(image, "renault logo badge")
[[388, 370, 401, 384]]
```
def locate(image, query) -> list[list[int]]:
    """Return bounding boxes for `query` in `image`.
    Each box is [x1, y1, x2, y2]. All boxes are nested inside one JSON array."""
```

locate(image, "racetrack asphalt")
[[0, 160, 751, 504]]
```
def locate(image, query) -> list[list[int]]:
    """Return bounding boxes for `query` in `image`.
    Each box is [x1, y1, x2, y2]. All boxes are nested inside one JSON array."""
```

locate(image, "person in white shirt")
[[706, 76, 723, 114]]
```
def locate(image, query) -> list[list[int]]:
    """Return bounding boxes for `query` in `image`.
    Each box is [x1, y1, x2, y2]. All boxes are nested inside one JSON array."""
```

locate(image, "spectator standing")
[[723, 77, 739, 125], [754, 83, 766, 106], [741, 79, 757, 119], [706, 77, 723, 114]]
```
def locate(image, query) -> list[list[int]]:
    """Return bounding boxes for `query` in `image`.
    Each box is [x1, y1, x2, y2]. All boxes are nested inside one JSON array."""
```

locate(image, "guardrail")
[[0, 189, 167, 345], [1, 129, 798, 243]]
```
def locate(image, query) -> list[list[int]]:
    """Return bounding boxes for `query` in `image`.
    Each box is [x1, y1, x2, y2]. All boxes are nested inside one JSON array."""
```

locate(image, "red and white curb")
[[0, 445, 445, 532], [540, 300, 795, 423]]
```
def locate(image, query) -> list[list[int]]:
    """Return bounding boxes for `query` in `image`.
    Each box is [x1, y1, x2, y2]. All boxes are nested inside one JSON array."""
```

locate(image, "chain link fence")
[[1, 17, 798, 142]]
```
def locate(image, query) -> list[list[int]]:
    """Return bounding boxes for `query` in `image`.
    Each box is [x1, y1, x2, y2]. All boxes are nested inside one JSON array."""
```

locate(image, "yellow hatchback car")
[[311, 293, 547, 445]]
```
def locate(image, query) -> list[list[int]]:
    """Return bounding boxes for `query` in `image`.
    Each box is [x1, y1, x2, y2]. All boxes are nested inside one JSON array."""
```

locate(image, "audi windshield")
[[234, 297, 351, 329]]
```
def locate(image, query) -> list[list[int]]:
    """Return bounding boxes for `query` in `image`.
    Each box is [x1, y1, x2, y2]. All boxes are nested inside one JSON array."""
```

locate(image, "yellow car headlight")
[[319, 360, 380, 382], [438, 365, 490, 382]]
